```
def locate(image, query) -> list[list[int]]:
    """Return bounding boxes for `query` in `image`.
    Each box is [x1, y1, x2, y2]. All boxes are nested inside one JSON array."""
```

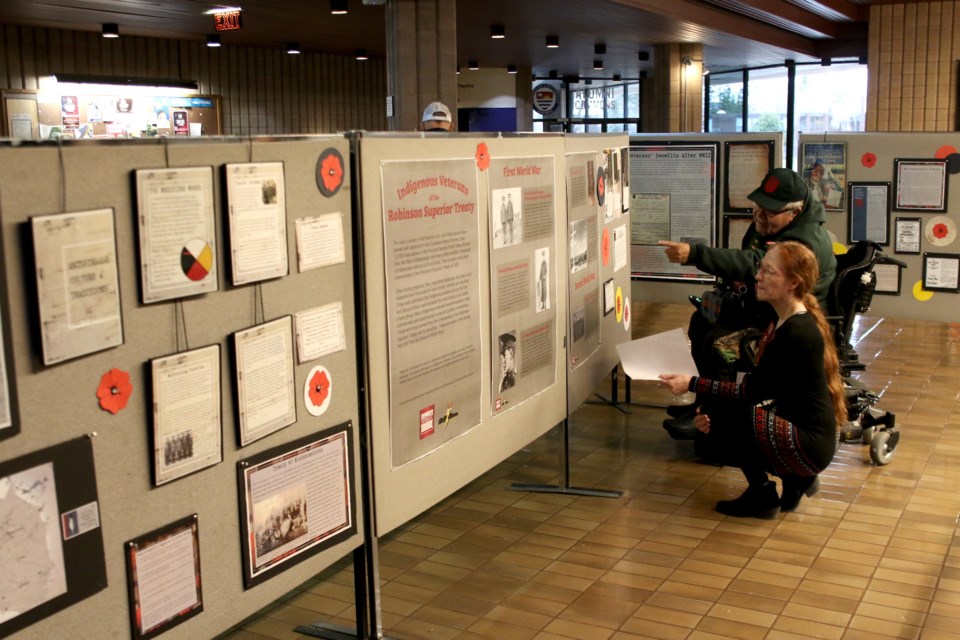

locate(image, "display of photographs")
[[225, 162, 290, 285], [0, 220, 19, 441], [135, 166, 218, 304], [922, 252, 960, 292], [848, 182, 891, 245], [233, 316, 297, 446], [873, 263, 902, 296], [125, 515, 203, 640], [724, 141, 774, 212], [800, 141, 846, 211], [30, 208, 124, 365], [0, 437, 107, 638], [722, 214, 753, 249], [893, 159, 948, 212], [150, 344, 223, 486], [895, 217, 922, 254], [237, 424, 356, 588]]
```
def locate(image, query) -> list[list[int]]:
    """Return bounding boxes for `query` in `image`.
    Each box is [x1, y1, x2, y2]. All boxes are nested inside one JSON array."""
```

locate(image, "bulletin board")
[[356, 133, 568, 535], [564, 134, 634, 414], [0, 135, 362, 639]]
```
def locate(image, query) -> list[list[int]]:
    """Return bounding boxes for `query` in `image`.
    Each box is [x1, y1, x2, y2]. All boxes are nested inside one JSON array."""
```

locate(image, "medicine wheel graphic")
[[180, 239, 214, 281]]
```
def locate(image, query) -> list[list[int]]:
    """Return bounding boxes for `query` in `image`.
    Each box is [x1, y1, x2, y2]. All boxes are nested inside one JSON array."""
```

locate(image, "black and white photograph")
[[534, 247, 550, 312], [569, 219, 589, 273], [498, 332, 517, 393], [491, 187, 523, 249], [253, 485, 309, 557]]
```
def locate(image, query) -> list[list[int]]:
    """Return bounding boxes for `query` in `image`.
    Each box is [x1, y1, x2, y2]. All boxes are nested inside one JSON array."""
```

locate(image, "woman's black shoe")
[[715, 482, 780, 519], [666, 404, 696, 419], [780, 475, 819, 512]]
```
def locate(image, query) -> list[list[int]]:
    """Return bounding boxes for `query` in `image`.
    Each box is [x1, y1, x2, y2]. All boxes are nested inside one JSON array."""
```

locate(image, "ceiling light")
[[468, 60, 479, 70], [507, 64, 517, 74], [203, 6, 241, 14], [613, 74, 621, 81], [206, 34, 221, 47], [102, 23, 119, 38], [456, 66, 461, 74], [287, 42, 301, 54], [545, 35, 559, 48], [638, 51, 650, 61], [594, 43, 606, 55], [355, 49, 368, 60], [593, 60, 603, 70], [330, 0, 348, 15], [490, 25, 505, 39]]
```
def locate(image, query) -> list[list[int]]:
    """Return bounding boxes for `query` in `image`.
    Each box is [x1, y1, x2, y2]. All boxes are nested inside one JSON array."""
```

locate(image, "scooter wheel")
[[870, 430, 896, 465]]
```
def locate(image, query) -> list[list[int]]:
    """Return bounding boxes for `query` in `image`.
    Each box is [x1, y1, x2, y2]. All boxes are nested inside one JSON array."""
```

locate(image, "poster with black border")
[[225, 162, 290, 285], [0, 436, 107, 638], [629, 141, 718, 281], [873, 263, 902, 296], [135, 166, 219, 303], [800, 141, 847, 211], [922, 252, 960, 292], [893, 159, 948, 212], [894, 217, 922, 254], [125, 515, 203, 640], [150, 344, 223, 486], [848, 182, 891, 245], [0, 217, 19, 440], [31, 208, 124, 366], [233, 316, 297, 446], [237, 424, 356, 588], [724, 141, 773, 212]]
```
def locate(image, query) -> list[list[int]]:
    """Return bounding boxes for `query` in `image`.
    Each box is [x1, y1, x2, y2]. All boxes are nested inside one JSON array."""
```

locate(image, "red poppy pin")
[[763, 175, 780, 193], [935, 145, 958, 160], [97, 368, 132, 414], [317, 148, 344, 197], [475, 143, 490, 171], [861, 152, 877, 168], [933, 223, 949, 239], [304, 365, 332, 416]]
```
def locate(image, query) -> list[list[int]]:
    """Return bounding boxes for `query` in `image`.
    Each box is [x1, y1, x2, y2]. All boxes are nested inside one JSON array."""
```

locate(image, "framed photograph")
[[225, 162, 289, 285], [0, 437, 107, 638], [847, 182, 891, 245], [893, 159, 948, 212], [723, 140, 774, 212], [125, 515, 203, 640], [800, 141, 847, 211], [873, 263, 902, 296], [30, 208, 124, 365], [150, 344, 223, 486], [894, 217, 922, 254], [922, 252, 960, 292], [135, 166, 218, 304], [0, 219, 20, 441], [722, 214, 754, 249], [233, 316, 297, 446], [237, 423, 357, 588]]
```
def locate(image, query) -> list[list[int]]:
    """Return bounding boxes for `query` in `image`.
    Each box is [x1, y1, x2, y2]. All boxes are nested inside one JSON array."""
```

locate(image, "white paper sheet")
[[615, 327, 699, 380]]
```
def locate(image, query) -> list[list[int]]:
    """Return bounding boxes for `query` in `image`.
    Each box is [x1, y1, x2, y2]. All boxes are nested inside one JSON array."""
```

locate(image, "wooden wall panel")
[[0, 24, 386, 135]]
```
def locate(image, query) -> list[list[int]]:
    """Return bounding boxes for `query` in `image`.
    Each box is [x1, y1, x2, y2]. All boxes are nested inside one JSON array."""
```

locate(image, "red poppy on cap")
[[763, 176, 780, 193]]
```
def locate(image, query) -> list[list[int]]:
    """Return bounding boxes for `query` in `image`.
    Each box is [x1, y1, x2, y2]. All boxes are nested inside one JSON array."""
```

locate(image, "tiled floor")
[[222, 303, 960, 640]]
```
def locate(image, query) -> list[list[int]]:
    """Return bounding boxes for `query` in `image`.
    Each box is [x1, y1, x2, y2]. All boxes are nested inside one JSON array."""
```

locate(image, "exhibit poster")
[[225, 162, 289, 285], [238, 425, 356, 588], [135, 167, 218, 303], [31, 208, 123, 365], [233, 317, 297, 446], [489, 155, 558, 413], [724, 141, 773, 211], [566, 152, 601, 369], [629, 142, 717, 281], [800, 141, 846, 211], [151, 345, 223, 485], [380, 159, 481, 466]]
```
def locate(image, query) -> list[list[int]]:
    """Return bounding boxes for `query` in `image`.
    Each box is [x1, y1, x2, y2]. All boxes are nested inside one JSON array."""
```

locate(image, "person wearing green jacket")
[[657, 168, 836, 451]]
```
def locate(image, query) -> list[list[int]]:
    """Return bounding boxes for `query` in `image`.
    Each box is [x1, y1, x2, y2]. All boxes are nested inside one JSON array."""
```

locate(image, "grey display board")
[[799, 132, 960, 322], [564, 134, 633, 414], [0, 136, 363, 639], [357, 133, 568, 535]]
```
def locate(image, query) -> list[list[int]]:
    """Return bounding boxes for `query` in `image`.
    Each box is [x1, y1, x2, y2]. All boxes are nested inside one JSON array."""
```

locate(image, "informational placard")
[[295, 302, 346, 363], [380, 159, 482, 466], [135, 167, 218, 303], [894, 217, 922, 254], [150, 345, 223, 485], [894, 159, 948, 212], [225, 162, 289, 285], [0, 220, 20, 441], [233, 317, 297, 446], [295, 213, 345, 272], [724, 141, 773, 211], [873, 263, 902, 295], [629, 142, 717, 281], [0, 437, 107, 639], [922, 252, 960, 292], [488, 155, 558, 413], [800, 141, 847, 210], [565, 151, 601, 370], [848, 182, 890, 245], [237, 425, 356, 588], [125, 515, 203, 640], [31, 208, 123, 365]]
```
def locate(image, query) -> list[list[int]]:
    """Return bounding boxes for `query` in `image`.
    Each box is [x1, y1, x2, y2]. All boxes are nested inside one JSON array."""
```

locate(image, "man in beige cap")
[[420, 101, 453, 132]]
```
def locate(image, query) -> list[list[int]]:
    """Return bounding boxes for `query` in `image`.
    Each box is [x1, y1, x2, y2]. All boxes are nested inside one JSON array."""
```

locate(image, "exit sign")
[[213, 10, 242, 31]]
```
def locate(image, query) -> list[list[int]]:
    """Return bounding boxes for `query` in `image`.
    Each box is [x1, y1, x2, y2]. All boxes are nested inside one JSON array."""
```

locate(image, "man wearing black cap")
[[658, 168, 836, 448]]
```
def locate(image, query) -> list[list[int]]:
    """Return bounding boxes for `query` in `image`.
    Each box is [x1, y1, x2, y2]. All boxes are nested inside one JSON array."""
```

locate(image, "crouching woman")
[[660, 241, 846, 519]]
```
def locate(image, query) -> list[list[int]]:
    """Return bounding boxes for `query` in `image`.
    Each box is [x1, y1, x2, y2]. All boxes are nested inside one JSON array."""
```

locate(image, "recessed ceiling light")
[[546, 35, 559, 48]]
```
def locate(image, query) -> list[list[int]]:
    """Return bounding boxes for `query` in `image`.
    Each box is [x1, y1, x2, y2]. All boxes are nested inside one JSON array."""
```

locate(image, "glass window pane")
[[746, 69, 787, 134], [708, 73, 743, 132]]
